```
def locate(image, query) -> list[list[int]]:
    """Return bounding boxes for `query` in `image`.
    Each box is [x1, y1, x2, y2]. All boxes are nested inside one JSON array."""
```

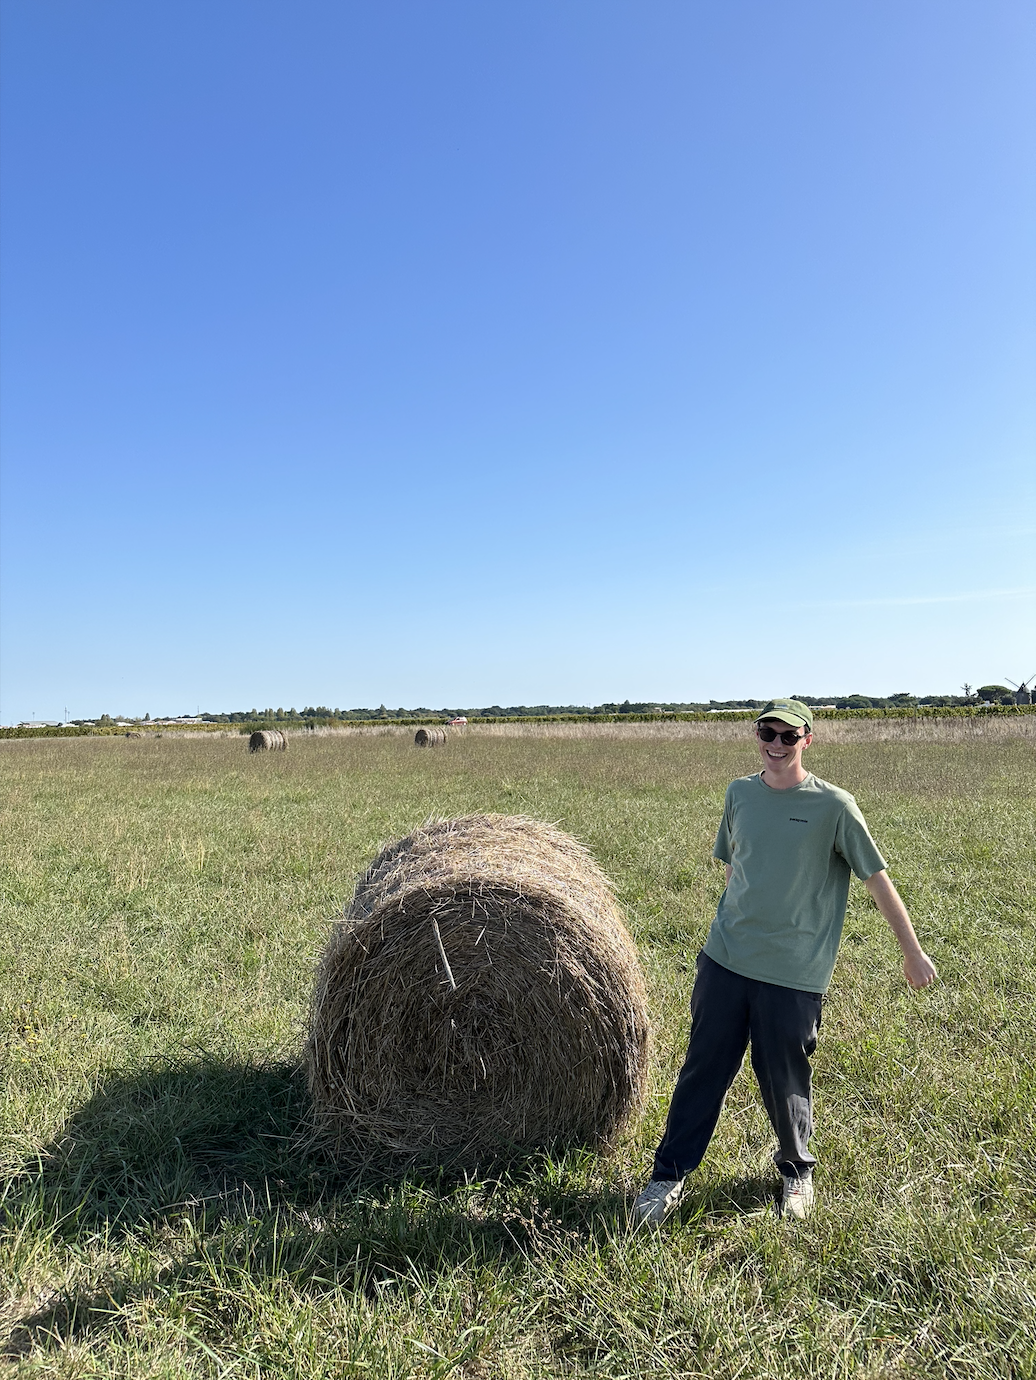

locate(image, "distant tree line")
[[6, 692, 1032, 739], [32, 687, 1025, 732], [192, 689, 1018, 725]]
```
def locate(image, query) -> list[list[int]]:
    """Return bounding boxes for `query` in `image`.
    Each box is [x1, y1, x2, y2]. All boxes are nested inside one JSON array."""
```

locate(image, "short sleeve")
[[834, 798, 887, 880], [712, 786, 735, 863]]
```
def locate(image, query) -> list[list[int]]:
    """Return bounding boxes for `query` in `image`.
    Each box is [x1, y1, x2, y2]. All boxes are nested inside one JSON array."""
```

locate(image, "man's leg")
[[747, 980, 823, 1178], [651, 954, 752, 1181]]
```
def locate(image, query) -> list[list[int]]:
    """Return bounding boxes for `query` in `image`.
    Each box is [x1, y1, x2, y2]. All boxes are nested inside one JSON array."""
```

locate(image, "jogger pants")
[[651, 951, 823, 1182]]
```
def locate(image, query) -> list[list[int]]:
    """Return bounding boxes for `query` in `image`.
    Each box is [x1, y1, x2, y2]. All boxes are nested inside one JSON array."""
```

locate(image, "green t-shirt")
[[704, 772, 887, 994]]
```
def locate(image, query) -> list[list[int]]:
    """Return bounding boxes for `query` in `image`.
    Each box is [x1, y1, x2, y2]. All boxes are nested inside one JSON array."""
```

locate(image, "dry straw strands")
[[249, 729, 288, 752], [307, 814, 651, 1159], [414, 727, 447, 747]]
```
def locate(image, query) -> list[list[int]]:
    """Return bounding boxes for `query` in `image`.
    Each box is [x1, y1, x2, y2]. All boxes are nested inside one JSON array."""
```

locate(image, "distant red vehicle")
[[447, 716, 468, 726]]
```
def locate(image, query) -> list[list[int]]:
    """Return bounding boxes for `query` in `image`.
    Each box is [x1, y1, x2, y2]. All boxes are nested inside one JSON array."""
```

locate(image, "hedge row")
[[3, 702, 1033, 741]]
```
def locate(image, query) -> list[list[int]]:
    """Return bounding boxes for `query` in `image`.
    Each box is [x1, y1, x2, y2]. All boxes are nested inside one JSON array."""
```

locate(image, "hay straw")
[[414, 728, 447, 747], [249, 730, 288, 752], [307, 814, 651, 1158]]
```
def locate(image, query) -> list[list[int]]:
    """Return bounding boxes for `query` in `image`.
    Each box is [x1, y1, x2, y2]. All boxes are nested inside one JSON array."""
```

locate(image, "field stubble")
[[0, 726, 1033, 1378]]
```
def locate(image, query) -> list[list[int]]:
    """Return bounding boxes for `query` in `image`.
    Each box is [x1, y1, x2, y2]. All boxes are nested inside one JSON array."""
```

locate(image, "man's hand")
[[903, 949, 938, 990], [864, 870, 939, 991]]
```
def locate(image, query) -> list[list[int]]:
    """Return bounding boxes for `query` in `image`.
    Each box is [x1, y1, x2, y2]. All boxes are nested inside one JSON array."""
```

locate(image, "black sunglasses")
[[757, 724, 808, 746]]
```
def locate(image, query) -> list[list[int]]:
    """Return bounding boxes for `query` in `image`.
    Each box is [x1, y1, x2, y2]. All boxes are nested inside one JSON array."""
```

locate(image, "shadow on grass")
[[3, 1054, 631, 1358], [9, 1054, 342, 1230], [677, 1173, 778, 1223]]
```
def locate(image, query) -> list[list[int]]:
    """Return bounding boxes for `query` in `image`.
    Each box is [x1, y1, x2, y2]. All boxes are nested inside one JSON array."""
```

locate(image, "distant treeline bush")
[[195, 692, 996, 725], [3, 702, 1033, 741]]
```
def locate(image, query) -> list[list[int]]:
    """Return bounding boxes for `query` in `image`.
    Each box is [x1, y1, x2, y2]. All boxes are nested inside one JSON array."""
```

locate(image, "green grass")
[[1, 730, 1034, 1379]]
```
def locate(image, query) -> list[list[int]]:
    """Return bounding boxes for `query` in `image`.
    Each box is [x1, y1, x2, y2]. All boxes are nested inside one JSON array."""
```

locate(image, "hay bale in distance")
[[414, 727, 447, 747], [307, 814, 651, 1157], [249, 729, 288, 753]]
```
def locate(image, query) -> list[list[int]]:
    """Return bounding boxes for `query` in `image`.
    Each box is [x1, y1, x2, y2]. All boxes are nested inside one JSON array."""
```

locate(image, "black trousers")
[[652, 952, 823, 1182]]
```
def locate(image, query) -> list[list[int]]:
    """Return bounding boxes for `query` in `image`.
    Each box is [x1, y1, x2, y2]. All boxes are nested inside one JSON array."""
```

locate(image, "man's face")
[[755, 718, 812, 771]]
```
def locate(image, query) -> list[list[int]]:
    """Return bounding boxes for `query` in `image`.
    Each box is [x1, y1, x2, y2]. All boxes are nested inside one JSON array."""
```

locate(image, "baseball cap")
[[754, 699, 813, 731]]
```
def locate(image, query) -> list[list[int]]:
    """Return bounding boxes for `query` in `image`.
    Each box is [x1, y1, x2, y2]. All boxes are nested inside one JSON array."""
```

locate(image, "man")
[[632, 698, 937, 1226]]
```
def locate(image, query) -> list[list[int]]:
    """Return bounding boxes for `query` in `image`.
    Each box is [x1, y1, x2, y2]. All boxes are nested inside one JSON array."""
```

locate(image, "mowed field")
[[2, 726, 1034, 1379]]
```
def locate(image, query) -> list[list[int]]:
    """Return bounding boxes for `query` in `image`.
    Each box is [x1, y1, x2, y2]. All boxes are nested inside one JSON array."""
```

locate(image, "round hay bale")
[[307, 814, 651, 1157], [414, 727, 447, 747], [249, 729, 287, 752]]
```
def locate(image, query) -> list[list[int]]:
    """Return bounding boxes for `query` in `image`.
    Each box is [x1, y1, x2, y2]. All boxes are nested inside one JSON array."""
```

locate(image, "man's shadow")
[[3, 1054, 629, 1359]]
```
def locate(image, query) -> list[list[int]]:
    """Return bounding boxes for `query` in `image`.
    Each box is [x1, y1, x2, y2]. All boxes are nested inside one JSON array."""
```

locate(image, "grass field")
[[2, 726, 1034, 1378]]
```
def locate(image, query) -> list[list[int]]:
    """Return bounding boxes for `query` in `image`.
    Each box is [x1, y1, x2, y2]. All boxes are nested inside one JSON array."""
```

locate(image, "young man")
[[632, 698, 937, 1226]]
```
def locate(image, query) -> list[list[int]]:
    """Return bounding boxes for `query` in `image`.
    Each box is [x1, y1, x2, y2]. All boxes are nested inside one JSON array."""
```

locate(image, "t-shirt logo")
[[789, 817, 808, 823]]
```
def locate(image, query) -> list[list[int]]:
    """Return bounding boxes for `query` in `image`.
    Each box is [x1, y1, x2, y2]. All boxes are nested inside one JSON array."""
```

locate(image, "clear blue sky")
[[2, 1, 1033, 721]]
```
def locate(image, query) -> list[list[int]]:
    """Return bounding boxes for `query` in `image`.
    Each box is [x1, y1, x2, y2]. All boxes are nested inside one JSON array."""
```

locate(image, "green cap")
[[755, 699, 813, 731]]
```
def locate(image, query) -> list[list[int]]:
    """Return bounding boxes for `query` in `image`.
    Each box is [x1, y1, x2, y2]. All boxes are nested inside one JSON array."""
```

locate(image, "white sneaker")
[[630, 1178, 685, 1228], [779, 1172, 815, 1220]]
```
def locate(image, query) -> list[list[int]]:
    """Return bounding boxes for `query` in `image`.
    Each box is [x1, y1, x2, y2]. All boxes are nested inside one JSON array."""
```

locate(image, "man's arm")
[[864, 870, 938, 989]]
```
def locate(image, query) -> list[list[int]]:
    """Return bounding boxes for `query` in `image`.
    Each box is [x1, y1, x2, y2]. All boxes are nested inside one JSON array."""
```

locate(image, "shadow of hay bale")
[[6, 1054, 618, 1241], [5, 1056, 318, 1235], [3, 1055, 632, 1360]]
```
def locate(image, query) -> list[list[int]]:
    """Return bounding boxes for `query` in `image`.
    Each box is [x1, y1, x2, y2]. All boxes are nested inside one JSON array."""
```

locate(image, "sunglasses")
[[757, 724, 808, 746]]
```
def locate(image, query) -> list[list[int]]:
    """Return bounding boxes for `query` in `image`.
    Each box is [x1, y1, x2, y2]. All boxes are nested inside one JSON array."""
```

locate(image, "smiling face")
[[755, 717, 813, 777]]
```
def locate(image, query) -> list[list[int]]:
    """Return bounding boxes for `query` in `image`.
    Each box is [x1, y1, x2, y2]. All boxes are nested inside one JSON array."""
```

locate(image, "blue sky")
[[2, 0, 1033, 720]]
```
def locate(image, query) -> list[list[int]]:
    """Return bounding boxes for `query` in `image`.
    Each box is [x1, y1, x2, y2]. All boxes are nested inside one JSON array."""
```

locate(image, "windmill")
[[1005, 675, 1036, 706]]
